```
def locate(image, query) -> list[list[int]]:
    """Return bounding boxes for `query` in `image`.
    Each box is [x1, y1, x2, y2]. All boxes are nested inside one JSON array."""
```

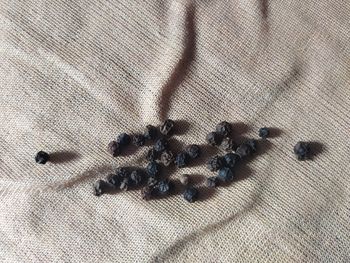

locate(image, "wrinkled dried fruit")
[[160, 150, 174, 166], [206, 176, 219, 188], [235, 143, 252, 158], [147, 176, 158, 187], [216, 121, 232, 137], [223, 153, 240, 168], [144, 125, 158, 141], [154, 138, 169, 152], [116, 167, 129, 179], [294, 141, 310, 160], [206, 132, 222, 146], [93, 180, 110, 196], [160, 119, 175, 136], [246, 139, 257, 153], [141, 186, 153, 200], [106, 174, 121, 187], [108, 141, 120, 157], [133, 134, 146, 147], [120, 177, 131, 191], [207, 155, 223, 171], [155, 179, 172, 196], [218, 167, 234, 182], [175, 152, 190, 168], [130, 170, 143, 186], [258, 127, 269, 139], [146, 148, 159, 162], [220, 137, 235, 152], [183, 186, 199, 203], [185, 144, 201, 159], [146, 161, 160, 177], [35, 151, 50, 164], [180, 174, 189, 185], [117, 133, 131, 146]]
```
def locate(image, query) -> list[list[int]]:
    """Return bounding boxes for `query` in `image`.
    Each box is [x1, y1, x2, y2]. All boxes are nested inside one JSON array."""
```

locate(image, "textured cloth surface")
[[1, 0, 350, 262]]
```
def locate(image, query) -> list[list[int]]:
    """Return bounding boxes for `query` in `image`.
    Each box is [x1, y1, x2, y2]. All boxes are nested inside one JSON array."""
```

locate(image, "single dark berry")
[[206, 132, 222, 146], [206, 176, 219, 188], [108, 141, 120, 157], [106, 174, 121, 187], [206, 155, 223, 171], [120, 177, 131, 191], [93, 180, 110, 196], [130, 170, 143, 186], [154, 138, 169, 152], [175, 152, 190, 168], [117, 133, 131, 146], [141, 186, 153, 200], [218, 167, 234, 182], [220, 137, 235, 152], [144, 125, 158, 141], [180, 174, 189, 185], [146, 161, 160, 177], [160, 150, 174, 166], [245, 139, 257, 153], [146, 148, 159, 162], [116, 167, 129, 179], [294, 141, 310, 160], [216, 121, 232, 137], [35, 151, 50, 164], [155, 179, 172, 196], [258, 127, 269, 139], [133, 134, 146, 147], [185, 144, 201, 159], [160, 119, 175, 136], [235, 143, 252, 159], [183, 186, 199, 203], [223, 153, 240, 168], [147, 176, 159, 187]]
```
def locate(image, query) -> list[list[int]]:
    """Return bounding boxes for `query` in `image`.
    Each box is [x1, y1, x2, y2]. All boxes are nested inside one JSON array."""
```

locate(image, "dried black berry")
[[218, 167, 234, 182], [146, 148, 159, 162], [180, 174, 189, 185], [35, 151, 50, 164], [175, 152, 190, 168], [206, 155, 223, 171], [141, 186, 153, 200], [183, 186, 199, 203], [160, 150, 174, 166], [106, 174, 121, 187], [120, 177, 131, 191], [117, 133, 131, 146], [216, 121, 232, 137], [294, 141, 310, 160], [144, 125, 158, 141], [223, 153, 240, 168], [93, 180, 110, 196], [160, 119, 175, 136], [235, 143, 252, 158], [206, 132, 222, 146], [154, 138, 169, 152], [108, 141, 120, 157], [133, 134, 146, 147], [146, 161, 160, 177], [116, 167, 129, 179], [155, 179, 172, 196], [258, 127, 269, 139], [185, 144, 201, 159], [245, 139, 257, 153], [130, 170, 143, 186], [147, 176, 158, 187], [206, 176, 219, 188], [219, 137, 235, 152]]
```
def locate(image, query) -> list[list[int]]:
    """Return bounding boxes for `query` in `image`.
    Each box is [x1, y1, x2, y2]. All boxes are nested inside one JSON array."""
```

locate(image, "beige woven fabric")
[[1, 0, 350, 262]]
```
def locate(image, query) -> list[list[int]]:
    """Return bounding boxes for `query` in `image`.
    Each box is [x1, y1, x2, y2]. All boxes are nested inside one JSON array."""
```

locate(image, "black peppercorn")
[[160, 119, 175, 136], [175, 152, 190, 168], [206, 176, 219, 188], [144, 125, 158, 141], [294, 141, 310, 160], [258, 127, 269, 139], [183, 186, 199, 203], [116, 167, 129, 179], [146, 161, 160, 177], [245, 139, 257, 153], [155, 179, 172, 196], [235, 143, 252, 159], [130, 170, 143, 186], [35, 151, 50, 164], [154, 138, 169, 152], [93, 179, 110, 196], [117, 133, 131, 146], [206, 155, 223, 171], [133, 134, 146, 147], [223, 153, 240, 168], [141, 186, 153, 200], [120, 177, 131, 191], [147, 176, 158, 187], [185, 144, 201, 159], [219, 137, 235, 152], [146, 148, 159, 162], [216, 121, 232, 137], [206, 132, 222, 146], [108, 141, 120, 157], [160, 150, 174, 166], [218, 167, 234, 182]]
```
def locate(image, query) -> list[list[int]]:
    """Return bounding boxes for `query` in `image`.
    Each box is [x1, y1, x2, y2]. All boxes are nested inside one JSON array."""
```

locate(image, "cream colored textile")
[[0, 0, 350, 262]]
